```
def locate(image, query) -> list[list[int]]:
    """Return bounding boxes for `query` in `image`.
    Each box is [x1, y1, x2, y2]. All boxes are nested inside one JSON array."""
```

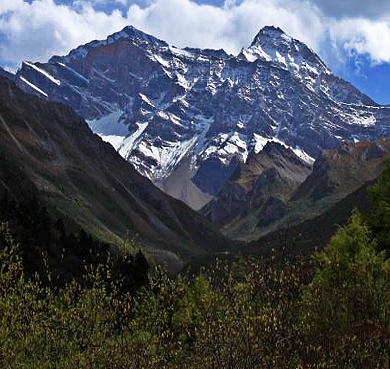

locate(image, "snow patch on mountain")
[[57, 62, 89, 83], [349, 114, 376, 127], [23, 61, 60, 86], [194, 116, 213, 155], [251, 133, 314, 164], [154, 55, 170, 68], [19, 76, 48, 97], [118, 122, 149, 159], [199, 131, 249, 165], [87, 110, 128, 136], [98, 135, 124, 150], [130, 135, 198, 180]]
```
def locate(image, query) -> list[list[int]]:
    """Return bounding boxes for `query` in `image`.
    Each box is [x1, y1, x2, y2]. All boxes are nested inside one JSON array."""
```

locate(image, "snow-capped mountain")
[[15, 25, 390, 209]]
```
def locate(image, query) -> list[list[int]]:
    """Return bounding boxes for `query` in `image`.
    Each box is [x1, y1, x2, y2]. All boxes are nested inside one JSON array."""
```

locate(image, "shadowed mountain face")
[[217, 139, 390, 242], [292, 140, 390, 202], [203, 141, 312, 227], [0, 67, 15, 81], [0, 75, 232, 267], [14, 25, 390, 209], [243, 180, 375, 260]]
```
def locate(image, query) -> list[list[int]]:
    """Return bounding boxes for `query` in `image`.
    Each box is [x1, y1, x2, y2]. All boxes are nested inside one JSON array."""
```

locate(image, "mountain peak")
[[262, 140, 286, 154], [239, 24, 329, 76], [250, 26, 289, 48], [261, 25, 285, 33], [50, 25, 168, 63], [0, 66, 15, 82], [120, 25, 168, 46]]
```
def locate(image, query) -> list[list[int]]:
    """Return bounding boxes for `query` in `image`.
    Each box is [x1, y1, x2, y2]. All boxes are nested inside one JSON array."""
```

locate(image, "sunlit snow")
[[19, 76, 48, 97], [87, 110, 128, 136], [118, 122, 149, 158], [24, 61, 60, 86]]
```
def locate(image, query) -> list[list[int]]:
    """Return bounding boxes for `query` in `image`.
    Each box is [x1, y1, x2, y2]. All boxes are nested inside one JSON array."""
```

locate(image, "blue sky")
[[1, 0, 390, 104]]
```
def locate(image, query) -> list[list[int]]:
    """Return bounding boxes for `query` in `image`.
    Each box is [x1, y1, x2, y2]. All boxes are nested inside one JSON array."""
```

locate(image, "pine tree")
[[369, 159, 390, 252]]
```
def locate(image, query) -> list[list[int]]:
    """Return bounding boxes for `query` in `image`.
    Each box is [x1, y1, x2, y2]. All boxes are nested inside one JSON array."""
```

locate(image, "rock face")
[[0, 67, 15, 81], [0, 75, 231, 262], [292, 140, 390, 202], [220, 139, 390, 242], [15, 25, 390, 209], [205, 141, 312, 227]]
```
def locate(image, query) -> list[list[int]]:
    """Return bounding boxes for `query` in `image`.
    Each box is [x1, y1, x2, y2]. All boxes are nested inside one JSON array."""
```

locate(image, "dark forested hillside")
[[243, 179, 374, 259], [0, 191, 150, 288]]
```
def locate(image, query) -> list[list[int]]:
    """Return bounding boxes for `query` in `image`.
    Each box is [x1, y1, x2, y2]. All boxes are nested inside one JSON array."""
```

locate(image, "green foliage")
[[0, 223, 144, 368], [302, 209, 390, 367], [310, 209, 378, 290], [3, 162, 390, 367], [0, 232, 389, 368], [369, 159, 390, 251]]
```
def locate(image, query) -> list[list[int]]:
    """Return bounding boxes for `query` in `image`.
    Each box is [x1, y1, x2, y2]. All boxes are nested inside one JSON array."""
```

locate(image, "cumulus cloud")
[[0, 0, 24, 14], [329, 18, 390, 64], [125, 0, 325, 55], [0, 0, 128, 68], [0, 0, 390, 72]]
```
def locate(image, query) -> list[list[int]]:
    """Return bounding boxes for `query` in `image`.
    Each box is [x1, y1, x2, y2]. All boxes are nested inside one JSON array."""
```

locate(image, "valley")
[[1, 12, 390, 367]]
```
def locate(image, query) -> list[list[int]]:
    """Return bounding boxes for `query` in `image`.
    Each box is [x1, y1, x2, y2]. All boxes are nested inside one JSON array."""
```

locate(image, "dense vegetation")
[[2, 163, 390, 367], [0, 191, 149, 290]]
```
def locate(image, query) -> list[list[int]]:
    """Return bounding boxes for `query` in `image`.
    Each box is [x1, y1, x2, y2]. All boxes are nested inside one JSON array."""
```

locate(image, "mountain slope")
[[223, 139, 390, 241], [0, 75, 232, 266], [203, 141, 312, 227], [292, 140, 390, 202], [0, 67, 15, 81], [15, 25, 390, 209], [243, 179, 374, 259]]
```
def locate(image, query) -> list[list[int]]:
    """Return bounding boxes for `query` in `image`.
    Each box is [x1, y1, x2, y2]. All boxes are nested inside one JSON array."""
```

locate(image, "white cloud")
[[329, 18, 390, 64], [0, 0, 24, 14], [124, 0, 325, 54], [0, 0, 128, 68], [0, 0, 390, 72]]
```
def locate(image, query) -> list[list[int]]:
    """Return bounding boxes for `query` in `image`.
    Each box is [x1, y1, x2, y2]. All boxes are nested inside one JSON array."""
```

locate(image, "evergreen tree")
[[369, 159, 390, 252]]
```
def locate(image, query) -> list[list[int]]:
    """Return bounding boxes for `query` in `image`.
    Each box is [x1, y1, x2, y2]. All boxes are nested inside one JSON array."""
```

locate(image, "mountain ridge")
[[0, 75, 232, 271], [219, 138, 390, 242], [13, 25, 390, 209]]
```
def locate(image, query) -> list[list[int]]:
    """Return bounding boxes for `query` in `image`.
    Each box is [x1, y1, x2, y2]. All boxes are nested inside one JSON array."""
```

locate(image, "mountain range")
[[1, 24, 390, 272], [0, 75, 231, 273], [14, 25, 390, 210]]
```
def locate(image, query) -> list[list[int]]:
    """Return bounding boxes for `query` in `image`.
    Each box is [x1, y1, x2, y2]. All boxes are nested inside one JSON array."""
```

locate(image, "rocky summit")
[[16, 25, 390, 209]]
